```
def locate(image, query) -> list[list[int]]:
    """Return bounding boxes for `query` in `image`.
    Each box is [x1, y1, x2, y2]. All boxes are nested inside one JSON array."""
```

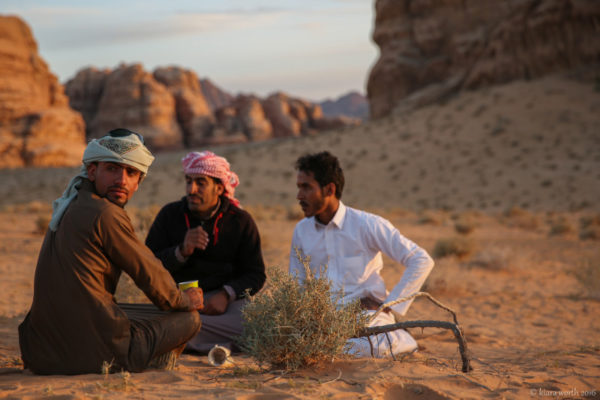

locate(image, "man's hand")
[[180, 226, 209, 257], [185, 287, 204, 311], [201, 290, 230, 315], [360, 296, 390, 313]]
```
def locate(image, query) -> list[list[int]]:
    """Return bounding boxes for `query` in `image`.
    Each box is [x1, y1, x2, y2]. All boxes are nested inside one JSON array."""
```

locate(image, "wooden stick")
[[355, 319, 473, 373], [368, 291, 459, 325]]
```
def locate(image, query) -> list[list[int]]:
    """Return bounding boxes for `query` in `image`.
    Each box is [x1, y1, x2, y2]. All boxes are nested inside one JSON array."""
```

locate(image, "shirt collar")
[[313, 201, 346, 230]]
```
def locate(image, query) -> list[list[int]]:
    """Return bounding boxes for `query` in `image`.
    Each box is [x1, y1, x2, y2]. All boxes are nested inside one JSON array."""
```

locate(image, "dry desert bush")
[[570, 258, 600, 300], [238, 252, 366, 370], [501, 206, 542, 231], [418, 210, 448, 225], [548, 216, 575, 236], [432, 236, 477, 260], [579, 226, 600, 241], [453, 216, 476, 235], [34, 215, 51, 235], [579, 214, 600, 240], [4, 201, 54, 235], [468, 248, 513, 271]]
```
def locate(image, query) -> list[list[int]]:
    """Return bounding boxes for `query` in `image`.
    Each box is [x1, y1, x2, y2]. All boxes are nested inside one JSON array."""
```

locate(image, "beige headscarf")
[[49, 129, 155, 231]]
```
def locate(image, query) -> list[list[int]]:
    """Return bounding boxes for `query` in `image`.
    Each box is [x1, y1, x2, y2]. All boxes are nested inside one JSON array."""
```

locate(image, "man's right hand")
[[185, 287, 204, 311], [180, 226, 210, 257]]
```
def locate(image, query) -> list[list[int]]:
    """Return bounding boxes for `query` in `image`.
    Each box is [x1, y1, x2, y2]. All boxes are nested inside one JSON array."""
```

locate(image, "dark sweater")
[[145, 196, 265, 298]]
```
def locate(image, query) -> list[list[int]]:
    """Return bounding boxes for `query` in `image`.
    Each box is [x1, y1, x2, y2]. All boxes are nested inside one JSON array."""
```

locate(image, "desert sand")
[[0, 72, 599, 399]]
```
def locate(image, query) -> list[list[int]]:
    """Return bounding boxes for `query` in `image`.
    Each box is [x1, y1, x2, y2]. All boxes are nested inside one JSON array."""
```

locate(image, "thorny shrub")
[[238, 250, 366, 370], [432, 236, 476, 260]]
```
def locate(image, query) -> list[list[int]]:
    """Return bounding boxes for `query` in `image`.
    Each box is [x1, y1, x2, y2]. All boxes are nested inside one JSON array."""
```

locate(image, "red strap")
[[213, 212, 223, 245], [184, 213, 190, 229]]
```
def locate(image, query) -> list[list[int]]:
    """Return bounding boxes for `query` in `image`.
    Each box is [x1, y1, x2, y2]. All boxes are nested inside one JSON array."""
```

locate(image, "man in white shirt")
[[289, 151, 434, 357]]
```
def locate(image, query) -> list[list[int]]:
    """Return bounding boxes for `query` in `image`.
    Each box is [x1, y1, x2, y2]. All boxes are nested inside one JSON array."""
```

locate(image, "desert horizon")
[[2, 70, 599, 214]]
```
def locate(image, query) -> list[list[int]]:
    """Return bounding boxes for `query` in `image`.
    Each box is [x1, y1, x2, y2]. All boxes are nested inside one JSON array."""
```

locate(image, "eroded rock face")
[[233, 95, 272, 141], [206, 106, 248, 145], [262, 93, 302, 137], [153, 67, 214, 147], [367, 0, 600, 118], [200, 78, 234, 112], [64, 67, 110, 137], [65, 64, 360, 148], [0, 16, 86, 168], [89, 64, 182, 150]]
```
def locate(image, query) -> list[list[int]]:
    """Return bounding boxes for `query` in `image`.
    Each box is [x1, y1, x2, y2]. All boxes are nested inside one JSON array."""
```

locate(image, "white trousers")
[[347, 310, 417, 358]]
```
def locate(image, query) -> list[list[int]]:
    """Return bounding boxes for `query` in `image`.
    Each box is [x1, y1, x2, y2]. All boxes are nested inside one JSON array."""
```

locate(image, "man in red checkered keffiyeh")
[[181, 151, 240, 207], [146, 150, 265, 353]]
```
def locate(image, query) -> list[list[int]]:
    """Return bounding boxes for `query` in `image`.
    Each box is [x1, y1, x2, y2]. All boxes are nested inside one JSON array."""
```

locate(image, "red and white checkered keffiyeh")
[[182, 151, 240, 206]]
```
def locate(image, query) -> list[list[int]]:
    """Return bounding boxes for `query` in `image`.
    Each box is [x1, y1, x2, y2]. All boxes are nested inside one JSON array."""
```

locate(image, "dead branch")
[[355, 319, 472, 373], [368, 291, 459, 325]]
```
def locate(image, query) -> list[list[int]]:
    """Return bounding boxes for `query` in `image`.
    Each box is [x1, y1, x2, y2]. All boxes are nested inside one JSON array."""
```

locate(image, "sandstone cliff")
[[367, 0, 600, 118], [154, 67, 214, 147], [72, 64, 183, 150], [66, 65, 357, 148], [0, 15, 86, 168], [200, 78, 234, 112]]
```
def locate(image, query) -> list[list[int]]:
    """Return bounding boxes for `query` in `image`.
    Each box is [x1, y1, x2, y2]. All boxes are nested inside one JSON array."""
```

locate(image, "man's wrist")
[[222, 285, 236, 302], [175, 244, 189, 263]]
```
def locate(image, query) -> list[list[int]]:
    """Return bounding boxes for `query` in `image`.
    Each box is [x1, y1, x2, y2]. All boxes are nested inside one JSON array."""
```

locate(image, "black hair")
[[108, 128, 144, 143], [295, 151, 344, 199]]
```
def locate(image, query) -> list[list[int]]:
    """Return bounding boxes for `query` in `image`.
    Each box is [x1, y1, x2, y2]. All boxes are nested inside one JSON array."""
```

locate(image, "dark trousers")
[[119, 304, 201, 372]]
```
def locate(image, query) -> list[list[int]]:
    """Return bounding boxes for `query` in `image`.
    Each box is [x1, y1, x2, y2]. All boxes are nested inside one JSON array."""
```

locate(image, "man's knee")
[[187, 310, 202, 335], [171, 310, 202, 339]]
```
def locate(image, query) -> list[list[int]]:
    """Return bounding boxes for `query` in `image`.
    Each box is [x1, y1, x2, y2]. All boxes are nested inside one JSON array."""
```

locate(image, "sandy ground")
[[0, 71, 599, 399], [0, 205, 598, 399]]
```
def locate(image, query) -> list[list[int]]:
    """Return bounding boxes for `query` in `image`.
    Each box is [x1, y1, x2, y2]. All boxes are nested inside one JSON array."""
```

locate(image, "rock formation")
[[232, 95, 272, 141], [200, 78, 234, 112], [153, 67, 214, 147], [0, 15, 85, 168], [81, 64, 182, 150], [262, 93, 302, 137], [63, 67, 109, 135], [66, 64, 357, 148], [320, 91, 369, 120], [367, 0, 600, 118]]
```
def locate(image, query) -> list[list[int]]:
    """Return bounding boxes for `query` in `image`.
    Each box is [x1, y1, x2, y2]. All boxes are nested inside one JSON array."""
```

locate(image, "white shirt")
[[289, 202, 434, 315]]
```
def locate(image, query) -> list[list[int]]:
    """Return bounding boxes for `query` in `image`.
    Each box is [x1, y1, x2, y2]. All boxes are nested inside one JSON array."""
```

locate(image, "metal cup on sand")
[[207, 345, 233, 367]]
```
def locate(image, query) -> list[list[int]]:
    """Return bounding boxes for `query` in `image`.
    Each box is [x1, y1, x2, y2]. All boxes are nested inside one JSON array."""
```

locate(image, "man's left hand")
[[201, 290, 230, 315]]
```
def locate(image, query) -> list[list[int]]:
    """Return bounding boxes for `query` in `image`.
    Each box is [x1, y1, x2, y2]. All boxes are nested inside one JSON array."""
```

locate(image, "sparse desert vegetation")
[[238, 254, 365, 370], [0, 72, 599, 398], [1, 196, 600, 398]]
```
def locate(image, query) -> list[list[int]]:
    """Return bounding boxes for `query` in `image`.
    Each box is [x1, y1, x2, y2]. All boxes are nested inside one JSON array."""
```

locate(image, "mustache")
[[108, 185, 128, 194]]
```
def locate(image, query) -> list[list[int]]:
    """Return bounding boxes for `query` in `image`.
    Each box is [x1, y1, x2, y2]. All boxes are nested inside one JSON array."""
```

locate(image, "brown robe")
[[18, 180, 192, 374]]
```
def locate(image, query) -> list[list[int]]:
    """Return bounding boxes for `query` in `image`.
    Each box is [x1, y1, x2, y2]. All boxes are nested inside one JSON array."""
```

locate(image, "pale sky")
[[4, 0, 378, 102]]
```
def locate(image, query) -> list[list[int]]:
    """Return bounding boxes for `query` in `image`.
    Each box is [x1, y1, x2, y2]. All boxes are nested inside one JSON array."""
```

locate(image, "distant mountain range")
[[319, 91, 369, 120], [198, 81, 368, 121]]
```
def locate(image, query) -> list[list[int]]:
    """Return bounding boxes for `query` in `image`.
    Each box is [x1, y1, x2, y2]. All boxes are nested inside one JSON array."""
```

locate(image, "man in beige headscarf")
[[19, 129, 204, 375]]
